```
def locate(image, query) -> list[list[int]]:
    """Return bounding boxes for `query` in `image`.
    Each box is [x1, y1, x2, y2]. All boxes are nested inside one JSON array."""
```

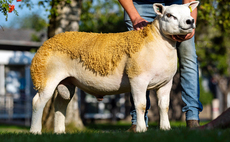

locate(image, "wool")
[[31, 21, 159, 91]]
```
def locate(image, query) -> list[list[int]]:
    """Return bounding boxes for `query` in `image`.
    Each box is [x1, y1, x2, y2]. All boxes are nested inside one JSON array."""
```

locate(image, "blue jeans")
[[126, 0, 203, 126]]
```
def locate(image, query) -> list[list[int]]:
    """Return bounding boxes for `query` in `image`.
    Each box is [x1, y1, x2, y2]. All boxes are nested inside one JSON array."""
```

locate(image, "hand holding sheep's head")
[[153, 1, 199, 38]]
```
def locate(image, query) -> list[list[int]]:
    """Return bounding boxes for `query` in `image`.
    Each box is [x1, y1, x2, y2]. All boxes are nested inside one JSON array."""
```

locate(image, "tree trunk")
[[42, 0, 84, 131], [48, 0, 82, 38], [213, 75, 230, 111]]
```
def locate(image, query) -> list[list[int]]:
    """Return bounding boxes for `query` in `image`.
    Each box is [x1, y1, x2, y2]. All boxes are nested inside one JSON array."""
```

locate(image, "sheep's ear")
[[184, 1, 199, 12], [153, 3, 165, 16]]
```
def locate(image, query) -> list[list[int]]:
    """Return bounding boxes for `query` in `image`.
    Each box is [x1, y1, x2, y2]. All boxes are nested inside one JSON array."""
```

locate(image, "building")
[[0, 28, 42, 125]]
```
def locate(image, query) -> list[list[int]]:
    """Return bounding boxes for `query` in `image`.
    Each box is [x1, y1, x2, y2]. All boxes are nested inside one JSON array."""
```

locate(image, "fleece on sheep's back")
[[31, 23, 158, 91]]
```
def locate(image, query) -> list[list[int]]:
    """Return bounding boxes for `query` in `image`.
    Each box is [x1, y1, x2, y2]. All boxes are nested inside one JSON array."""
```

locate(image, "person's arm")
[[172, 0, 197, 42], [118, 0, 148, 30]]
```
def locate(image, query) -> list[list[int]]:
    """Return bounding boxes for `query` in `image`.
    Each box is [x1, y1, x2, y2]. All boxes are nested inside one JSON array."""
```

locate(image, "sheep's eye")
[[166, 13, 172, 18]]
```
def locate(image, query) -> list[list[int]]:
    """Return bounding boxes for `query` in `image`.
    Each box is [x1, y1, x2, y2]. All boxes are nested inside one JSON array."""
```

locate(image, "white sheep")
[[30, 1, 199, 134]]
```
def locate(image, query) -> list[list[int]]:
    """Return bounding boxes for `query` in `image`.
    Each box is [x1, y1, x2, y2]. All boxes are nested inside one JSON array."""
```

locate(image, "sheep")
[[30, 1, 199, 134]]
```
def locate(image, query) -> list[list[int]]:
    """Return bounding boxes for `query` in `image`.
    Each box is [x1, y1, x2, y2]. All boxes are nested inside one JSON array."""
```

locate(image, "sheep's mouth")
[[179, 27, 194, 34], [179, 27, 193, 30]]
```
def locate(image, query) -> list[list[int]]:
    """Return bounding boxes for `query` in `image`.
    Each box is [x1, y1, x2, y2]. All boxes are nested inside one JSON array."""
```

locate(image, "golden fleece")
[[31, 21, 159, 91]]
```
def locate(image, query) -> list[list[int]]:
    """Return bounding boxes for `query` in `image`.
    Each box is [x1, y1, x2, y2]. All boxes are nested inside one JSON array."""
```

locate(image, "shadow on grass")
[[77, 121, 192, 132], [81, 121, 157, 132]]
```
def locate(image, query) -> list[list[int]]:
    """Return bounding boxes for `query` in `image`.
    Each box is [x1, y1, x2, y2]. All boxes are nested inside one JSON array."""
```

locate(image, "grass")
[[0, 121, 230, 142], [0, 124, 29, 133]]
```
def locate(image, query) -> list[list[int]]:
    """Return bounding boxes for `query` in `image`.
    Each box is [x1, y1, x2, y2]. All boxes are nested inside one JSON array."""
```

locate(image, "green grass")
[[0, 121, 230, 142], [0, 124, 29, 133]]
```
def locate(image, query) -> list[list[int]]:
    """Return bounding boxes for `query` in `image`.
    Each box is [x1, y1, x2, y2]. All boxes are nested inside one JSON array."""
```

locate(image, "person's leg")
[[177, 37, 203, 127]]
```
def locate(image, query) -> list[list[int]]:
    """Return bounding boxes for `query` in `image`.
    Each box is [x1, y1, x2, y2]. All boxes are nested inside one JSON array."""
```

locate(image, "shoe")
[[186, 120, 200, 128], [126, 125, 136, 132]]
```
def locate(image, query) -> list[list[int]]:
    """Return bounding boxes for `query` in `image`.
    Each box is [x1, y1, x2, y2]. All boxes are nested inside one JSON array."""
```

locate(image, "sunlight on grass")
[[0, 125, 29, 133], [0, 121, 211, 134], [0, 121, 229, 142]]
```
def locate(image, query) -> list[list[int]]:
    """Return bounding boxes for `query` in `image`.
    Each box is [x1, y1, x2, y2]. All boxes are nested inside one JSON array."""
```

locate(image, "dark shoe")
[[126, 125, 136, 132], [186, 120, 200, 128]]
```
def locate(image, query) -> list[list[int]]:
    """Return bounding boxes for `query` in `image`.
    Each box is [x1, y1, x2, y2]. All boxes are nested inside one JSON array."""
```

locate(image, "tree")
[[196, 0, 230, 110], [79, 0, 126, 33], [0, 0, 33, 20], [0, 0, 18, 20], [47, 0, 82, 38], [10, 13, 47, 31], [7, 13, 48, 42]]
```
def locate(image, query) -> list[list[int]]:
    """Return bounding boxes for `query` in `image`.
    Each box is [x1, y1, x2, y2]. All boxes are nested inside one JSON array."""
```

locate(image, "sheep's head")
[[153, 1, 199, 36]]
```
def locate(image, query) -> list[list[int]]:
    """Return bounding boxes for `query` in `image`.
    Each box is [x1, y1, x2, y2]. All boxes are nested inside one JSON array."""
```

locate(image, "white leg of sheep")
[[54, 84, 75, 134], [30, 92, 42, 134], [130, 77, 148, 132], [54, 94, 69, 134], [157, 80, 172, 130], [30, 80, 60, 134], [30, 91, 55, 133]]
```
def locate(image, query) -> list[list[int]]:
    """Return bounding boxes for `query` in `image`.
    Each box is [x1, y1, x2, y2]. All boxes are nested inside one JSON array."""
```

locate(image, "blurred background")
[[0, 0, 230, 131]]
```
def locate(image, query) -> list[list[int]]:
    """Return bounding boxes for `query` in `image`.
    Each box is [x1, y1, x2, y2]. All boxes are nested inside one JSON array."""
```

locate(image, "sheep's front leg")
[[156, 80, 172, 130], [130, 78, 148, 132]]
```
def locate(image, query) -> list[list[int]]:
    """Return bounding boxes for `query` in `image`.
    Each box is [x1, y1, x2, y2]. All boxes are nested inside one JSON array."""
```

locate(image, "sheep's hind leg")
[[54, 81, 75, 134], [30, 88, 55, 134]]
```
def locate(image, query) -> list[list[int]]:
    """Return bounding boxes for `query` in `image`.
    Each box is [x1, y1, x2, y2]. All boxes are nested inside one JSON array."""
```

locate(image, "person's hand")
[[132, 17, 148, 31], [171, 29, 195, 42]]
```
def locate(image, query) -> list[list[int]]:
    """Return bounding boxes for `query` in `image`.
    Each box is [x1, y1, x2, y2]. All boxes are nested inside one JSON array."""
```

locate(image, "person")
[[118, 0, 203, 131]]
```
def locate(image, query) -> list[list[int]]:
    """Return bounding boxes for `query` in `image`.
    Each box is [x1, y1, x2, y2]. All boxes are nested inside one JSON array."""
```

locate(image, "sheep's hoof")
[[54, 131, 66, 134], [160, 126, 171, 130], [30, 130, 42, 135], [136, 126, 147, 133], [57, 84, 75, 100]]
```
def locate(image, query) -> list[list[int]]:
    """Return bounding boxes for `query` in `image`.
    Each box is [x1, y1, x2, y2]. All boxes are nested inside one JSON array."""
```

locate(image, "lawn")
[[0, 121, 230, 142]]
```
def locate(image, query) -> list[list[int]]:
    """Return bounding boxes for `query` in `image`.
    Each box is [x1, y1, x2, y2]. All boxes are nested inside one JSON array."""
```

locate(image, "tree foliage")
[[10, 13, 47, 31], [1, 0, 19, 20], [0, 0, 72, 20], [199, 78, 213, 105], [196, 0, 230, 76], [196, 0, 230, 108], [79, 0, 127, 33]]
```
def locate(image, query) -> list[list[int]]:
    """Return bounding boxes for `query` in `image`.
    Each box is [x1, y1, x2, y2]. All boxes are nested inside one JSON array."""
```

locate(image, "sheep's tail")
[[30, 45, 52, 92]]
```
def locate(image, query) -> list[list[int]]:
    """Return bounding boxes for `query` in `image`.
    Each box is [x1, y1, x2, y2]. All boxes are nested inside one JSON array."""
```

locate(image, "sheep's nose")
[[186, 19, 194, 25]]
